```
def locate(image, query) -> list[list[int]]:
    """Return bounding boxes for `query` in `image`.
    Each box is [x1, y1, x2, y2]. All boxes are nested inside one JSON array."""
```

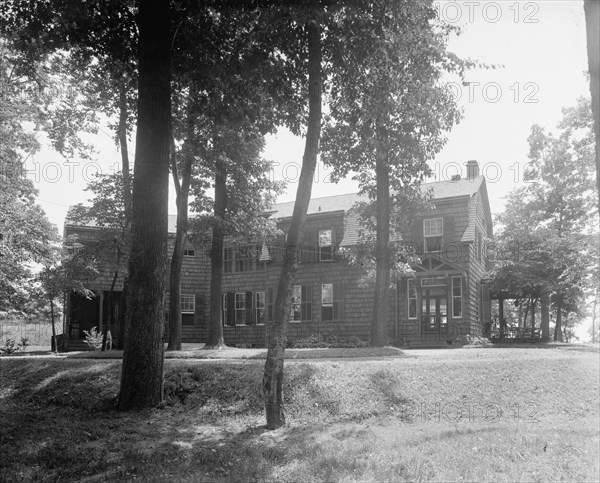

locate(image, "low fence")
[[0, 319, 61, 347]]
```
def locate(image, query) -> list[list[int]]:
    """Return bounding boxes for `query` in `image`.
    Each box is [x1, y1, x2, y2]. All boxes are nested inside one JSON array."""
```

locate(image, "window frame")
[[183, 248, 195, 257], [451, 276, 462, 318], [255, 291, 266, 325], [407, 279, 417, 320], [318, 228, 333, 261], [423, 218, 443, 253], [234, 292, 246, 325]]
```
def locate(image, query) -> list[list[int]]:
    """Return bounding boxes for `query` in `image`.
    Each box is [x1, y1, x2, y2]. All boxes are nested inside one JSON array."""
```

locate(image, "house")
[[62, 160, 493, 349]]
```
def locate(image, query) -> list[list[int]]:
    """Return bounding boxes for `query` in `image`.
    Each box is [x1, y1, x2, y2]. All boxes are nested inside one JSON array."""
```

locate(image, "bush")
[[82, 327, 103, 351], [0, 337, 29, 355], [288, 334, 368, 349]]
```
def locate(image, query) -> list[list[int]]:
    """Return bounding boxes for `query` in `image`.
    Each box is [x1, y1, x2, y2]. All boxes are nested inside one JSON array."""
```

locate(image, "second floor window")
[[424, 218, 443, 252], [319, 229, 333, 261], [224, 245, 265, 273]]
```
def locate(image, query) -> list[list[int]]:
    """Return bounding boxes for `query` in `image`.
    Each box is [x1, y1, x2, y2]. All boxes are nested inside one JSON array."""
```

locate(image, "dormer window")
[[423, 218, 443, 252], [319, 229, 333, 261]]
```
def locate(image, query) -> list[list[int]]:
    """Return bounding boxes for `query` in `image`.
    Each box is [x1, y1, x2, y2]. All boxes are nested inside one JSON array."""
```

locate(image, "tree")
[[263, 7, 322, 430], [491, 97, 598, 341], [584, 0, 599, 213], [321, 1, 465, 346], [118, 0, 171, 410]]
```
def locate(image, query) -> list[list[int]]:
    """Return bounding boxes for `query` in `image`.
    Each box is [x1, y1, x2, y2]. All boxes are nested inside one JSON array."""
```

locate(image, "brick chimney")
[[466, 160, 480, 180]]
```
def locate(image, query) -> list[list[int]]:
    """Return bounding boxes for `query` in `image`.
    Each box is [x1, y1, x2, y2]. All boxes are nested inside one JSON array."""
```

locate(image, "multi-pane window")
[[181, 294, 195, 326], [235, 293, 246, 325], [423, 218, 443, 252], [321, 283, 342, 321], [319, 229, 333, 261], [255, 292, 266, 325], [289, 285, 312, 321], [407, 279, 417, 319], [290, 285, 302, 321], [452, 276, 462, 318], [224, 245, 265, 272], [183, 248, 195, 257]]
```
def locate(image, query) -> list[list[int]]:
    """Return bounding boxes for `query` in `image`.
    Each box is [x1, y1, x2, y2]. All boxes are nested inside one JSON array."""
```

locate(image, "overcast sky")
[[28, 0, 591, 231]]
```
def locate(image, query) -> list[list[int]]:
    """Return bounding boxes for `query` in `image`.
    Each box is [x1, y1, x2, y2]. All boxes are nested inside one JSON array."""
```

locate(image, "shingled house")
[[63, 160, 493, 349]]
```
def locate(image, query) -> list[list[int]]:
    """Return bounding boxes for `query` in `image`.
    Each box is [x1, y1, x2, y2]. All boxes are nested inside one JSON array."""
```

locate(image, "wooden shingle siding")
[[64, 173, 494, 347]]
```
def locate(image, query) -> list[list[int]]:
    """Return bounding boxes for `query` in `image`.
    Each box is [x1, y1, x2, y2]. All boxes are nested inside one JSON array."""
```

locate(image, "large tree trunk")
[[584, 0, 600, 213], [207, 146, 227, 348], [370, 128, 390, 347], [167, 107, 194, 351], [118, 0, 171, 410], [117, 276, 128, 350], [263, 18, 321, 430]]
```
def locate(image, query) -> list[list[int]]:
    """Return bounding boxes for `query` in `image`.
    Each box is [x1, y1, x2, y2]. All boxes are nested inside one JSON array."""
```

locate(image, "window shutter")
[[246, 291, 254, 325], [301, 285, 312, 321], [195, 295, 204, 324], [334, 283, 344, 320], [227, 292, 235, 326]]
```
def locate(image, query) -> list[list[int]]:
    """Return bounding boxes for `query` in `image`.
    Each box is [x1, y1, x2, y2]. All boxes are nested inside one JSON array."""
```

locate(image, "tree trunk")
[[207, 147, 227, 348], [584, 0, 600, 214], [117, 276, 128, 350], [370, 130, 390, 347], [554, 296, 563, 342], [50, 299, 56, 352], [118, 0, 171, 410], [119, 76, 133, 229], [540, 289, 550, 341], [530, 298, 536, 332], [167, 104, 194, 351], [499, 298, 505, 339], [263, 17, 321, 430], [102, 268, 119, 351]]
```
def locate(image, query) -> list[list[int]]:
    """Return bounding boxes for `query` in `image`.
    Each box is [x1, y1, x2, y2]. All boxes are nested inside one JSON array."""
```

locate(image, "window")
[[319, 229, 333, 261], [290, 285, 302, 321], [452, 276, 462, 318], [255, 292, 265, 325], [181, 294, 195, 326], [183, 248, 195, 257], [423, 218, 443, 252], [407, 279, 417, 319], [235, 293, 246, 325], [289, 285, 312, 322], [223, 244, 265, 272], [321, 283, 343, 321], [224, 247, 235, 273]]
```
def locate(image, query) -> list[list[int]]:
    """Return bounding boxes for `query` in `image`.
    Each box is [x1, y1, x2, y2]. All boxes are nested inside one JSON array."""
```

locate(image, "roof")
[[65, 175, 491, 240]]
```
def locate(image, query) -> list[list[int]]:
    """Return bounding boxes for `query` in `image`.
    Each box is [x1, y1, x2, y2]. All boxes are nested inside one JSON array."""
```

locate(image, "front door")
[[421, 287, 447, 341]]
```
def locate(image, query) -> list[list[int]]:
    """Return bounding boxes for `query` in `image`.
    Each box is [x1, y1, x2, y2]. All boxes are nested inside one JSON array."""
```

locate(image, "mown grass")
[[0, 346, 598, 482]]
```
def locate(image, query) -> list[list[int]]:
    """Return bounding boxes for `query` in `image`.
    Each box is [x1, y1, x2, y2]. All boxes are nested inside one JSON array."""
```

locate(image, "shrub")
[[288, 334, 368, 349], [0, 337, 29, 355], [82, 327, 103, 351]]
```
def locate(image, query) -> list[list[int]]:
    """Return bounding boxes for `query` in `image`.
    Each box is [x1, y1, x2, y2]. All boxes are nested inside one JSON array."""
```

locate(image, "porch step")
[[66, 339, 92, 352]]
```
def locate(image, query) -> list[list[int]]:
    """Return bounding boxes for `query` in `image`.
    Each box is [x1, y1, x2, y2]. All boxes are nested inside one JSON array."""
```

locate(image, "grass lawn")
[[1, 345, 598, 482]]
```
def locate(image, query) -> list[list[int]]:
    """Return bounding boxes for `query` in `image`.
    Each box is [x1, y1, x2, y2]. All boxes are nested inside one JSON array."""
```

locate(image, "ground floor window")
[[181, 294, 195, 325], [290, 285, 312, 322], [235, 293, 246, 325], [321, 283, 342, 321], [255, 291, 265, 325], [452, 276, 462, 318], [407, 279, 417, 319]]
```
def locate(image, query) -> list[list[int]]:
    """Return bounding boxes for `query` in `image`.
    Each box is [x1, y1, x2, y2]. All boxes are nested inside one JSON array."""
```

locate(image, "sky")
[[28, 0, 591, 232]]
